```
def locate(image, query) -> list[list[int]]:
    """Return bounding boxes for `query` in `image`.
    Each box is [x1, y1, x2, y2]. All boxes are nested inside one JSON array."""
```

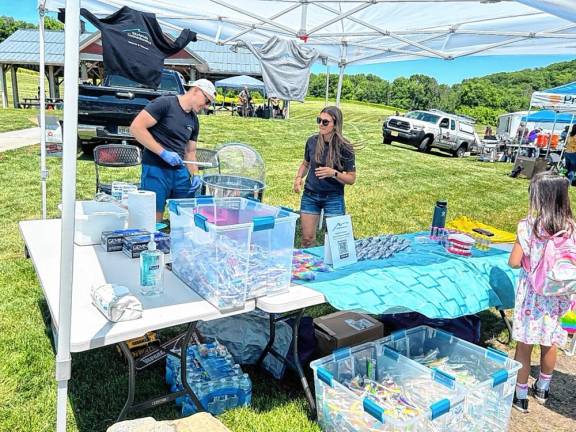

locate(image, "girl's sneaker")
[[532, 381, 550, 405], [513, 395, 529, 413]]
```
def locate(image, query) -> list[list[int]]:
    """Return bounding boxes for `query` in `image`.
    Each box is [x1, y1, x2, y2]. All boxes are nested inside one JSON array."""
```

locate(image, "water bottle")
[[240, 373, 252, 406], [431, 200, 448, 239]]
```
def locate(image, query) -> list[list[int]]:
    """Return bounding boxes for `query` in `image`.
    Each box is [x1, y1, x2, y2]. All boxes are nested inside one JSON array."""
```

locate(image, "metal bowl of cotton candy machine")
[[201, 143, 266, 200]]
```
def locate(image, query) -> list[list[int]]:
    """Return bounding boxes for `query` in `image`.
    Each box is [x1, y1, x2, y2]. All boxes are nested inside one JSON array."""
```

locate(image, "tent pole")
[[545, 111, 558, 159], [39, 1, 47, 220], [56, 0, 80, 431], [325, 62, 329, 106], [336, 64, 345, 107]]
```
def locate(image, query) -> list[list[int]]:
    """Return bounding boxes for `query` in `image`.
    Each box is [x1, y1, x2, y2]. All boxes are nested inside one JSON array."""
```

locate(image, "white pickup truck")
[[383, 110, 481, 157]]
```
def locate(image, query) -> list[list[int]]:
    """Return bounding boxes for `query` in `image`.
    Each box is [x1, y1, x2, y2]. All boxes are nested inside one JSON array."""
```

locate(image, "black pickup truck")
[[78, 69, 187, 153]]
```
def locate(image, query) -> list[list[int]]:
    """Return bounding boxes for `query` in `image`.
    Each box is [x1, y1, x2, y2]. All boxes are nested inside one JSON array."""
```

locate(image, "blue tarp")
[[301, 233, 518, 319], [521, 110, 576, 124], [214, 75, 266, 93]]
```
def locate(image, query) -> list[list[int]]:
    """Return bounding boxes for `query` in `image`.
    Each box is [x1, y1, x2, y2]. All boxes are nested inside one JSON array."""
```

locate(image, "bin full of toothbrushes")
[[165, 340, 252, 416], [378, 326, 521, 432], [310, 342, 466, 431], [168, 197, 299, 311]]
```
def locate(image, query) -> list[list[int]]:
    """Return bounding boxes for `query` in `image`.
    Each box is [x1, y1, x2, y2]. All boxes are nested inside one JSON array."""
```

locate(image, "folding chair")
[[547, 152, 565, 175], [93, 144, 142, 195]]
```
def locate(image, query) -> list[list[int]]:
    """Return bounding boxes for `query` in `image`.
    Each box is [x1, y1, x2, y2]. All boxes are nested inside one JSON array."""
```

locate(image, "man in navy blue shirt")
[[130, 79, 216, 221]]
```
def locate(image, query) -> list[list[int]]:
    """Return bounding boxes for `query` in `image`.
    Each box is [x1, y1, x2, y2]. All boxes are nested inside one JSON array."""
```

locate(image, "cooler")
[[378, 326, 521, 431]]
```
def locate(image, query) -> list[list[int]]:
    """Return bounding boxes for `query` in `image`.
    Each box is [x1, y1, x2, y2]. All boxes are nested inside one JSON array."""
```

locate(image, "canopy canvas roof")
[[531, 81, 576, 112], [521, 109, 576, 123], [45, 0, 576, 67], [215, 75, 266, 92]]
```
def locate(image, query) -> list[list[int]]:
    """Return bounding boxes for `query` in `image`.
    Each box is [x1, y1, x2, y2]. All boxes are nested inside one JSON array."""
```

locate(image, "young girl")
[[508, 172, 575, 412], [293, 106, 357, 247]]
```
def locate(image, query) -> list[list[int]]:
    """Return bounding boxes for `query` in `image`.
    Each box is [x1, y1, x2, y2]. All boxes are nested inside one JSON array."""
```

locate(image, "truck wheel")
[[383, 136, 392, 144], [418, 136, 431, 152], [453, 145, 466, 158]]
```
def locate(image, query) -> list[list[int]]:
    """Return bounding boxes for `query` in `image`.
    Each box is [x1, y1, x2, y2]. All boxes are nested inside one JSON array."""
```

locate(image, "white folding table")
[[255, 285, 325, 413], [20, 219, 255, 421]]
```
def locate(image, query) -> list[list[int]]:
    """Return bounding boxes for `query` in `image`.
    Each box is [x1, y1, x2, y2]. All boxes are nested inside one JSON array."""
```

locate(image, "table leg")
[[257, 310, 316, 415], [499, 309, 513, 344], [115, 321, 204, 422], [117, 341, 137, 422], [179, 321, 204, 412]]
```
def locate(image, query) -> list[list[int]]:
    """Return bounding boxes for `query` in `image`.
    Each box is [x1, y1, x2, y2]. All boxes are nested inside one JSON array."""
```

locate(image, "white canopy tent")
[[38, 1, 576, 430]]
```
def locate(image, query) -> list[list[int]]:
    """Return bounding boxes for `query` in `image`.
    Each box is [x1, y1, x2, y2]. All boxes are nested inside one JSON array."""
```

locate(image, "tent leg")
[[39, 3, 47, 219], [336, 64, 345, 107], [325, 65, 330, 106], [56, 380, 69, 432]]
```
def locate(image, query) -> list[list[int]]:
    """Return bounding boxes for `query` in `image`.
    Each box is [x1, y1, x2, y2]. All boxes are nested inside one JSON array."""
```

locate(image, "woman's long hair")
[[314, 106, 359, 170], [570, 124, 576, 137], [528, 172, 575, 238]]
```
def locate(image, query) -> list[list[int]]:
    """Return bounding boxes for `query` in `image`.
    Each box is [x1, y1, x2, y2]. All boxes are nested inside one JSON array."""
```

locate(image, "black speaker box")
[[513, 156, 548, 179]]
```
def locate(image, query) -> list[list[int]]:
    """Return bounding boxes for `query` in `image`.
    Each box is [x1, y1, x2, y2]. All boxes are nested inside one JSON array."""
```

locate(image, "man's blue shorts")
[[141, 164, 197, 212], [300, 189, 346, 217]]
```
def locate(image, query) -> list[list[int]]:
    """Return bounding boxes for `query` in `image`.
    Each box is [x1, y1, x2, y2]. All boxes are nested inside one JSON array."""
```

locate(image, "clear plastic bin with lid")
[[378, 326, 521, 432], [168, 197, 299, 311], [310, 342, 466, 431]]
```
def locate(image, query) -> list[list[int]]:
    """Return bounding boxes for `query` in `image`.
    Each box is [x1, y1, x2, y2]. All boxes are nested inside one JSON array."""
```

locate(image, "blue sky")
[[3, 0, 575, 85]]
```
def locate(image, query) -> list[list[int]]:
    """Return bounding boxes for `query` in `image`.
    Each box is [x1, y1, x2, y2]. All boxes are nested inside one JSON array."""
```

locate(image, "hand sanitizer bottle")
[[140, 234, 164, 296]]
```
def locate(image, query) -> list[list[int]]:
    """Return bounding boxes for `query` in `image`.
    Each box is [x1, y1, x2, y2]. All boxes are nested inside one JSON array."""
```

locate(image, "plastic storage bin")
[[169, 197, 299, 311], [166, 340, 251, 415], [310, 342, 466, 431], [71, 200, 128, 245], [378, 326, 521, 432]]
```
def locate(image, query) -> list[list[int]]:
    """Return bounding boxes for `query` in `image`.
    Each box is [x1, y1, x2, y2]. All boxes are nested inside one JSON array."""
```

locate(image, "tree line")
[[0, 15, 63, 43], [308, 59, 576, 125]]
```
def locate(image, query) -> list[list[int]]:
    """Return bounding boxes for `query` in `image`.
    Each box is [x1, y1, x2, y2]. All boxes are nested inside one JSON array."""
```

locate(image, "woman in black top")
[[293, 106, 357, 247]]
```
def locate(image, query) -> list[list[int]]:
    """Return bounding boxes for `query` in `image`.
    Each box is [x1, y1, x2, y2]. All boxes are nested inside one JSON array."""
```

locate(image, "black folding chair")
[[547, 152, 565, 175], [93, 144, 142, 195]]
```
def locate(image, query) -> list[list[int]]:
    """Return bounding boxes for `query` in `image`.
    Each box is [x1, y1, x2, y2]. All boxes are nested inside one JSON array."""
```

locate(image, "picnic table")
[[21, 97, 63, 109]]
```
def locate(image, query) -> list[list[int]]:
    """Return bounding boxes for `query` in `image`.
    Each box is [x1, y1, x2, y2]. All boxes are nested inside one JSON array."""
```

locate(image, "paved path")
[[0, 127, 41, 152]]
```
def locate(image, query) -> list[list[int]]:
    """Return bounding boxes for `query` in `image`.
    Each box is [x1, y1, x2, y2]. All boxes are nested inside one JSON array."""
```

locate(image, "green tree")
[[44, 16, 64, 31], [0, 16, 35, 43]]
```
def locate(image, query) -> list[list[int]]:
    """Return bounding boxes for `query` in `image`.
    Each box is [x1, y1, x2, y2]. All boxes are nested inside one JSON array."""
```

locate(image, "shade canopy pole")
[[56, 0, 80, 430], [39, 0, 47, 219]]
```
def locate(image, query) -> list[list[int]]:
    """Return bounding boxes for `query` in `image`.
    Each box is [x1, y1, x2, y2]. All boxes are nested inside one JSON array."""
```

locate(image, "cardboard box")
[[314, 311, 384, 356]]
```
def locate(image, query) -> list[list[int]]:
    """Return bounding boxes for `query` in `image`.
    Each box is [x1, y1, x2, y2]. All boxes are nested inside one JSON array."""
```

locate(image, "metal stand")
[[116, 321, 204, 421], [499, 309, 513, 344], [257, 309, 316, 415]]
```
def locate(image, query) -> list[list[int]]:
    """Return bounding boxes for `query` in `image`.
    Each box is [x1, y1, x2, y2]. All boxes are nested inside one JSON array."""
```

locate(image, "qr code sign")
[[338, 239, 349, 259]]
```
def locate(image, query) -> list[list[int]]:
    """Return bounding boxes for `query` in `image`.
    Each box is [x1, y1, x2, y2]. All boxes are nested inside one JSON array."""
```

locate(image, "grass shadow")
[[529, 365, 576, 421]]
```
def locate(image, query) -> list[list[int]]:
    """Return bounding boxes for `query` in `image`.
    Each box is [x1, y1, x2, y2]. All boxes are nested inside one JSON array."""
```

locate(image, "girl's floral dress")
[[512, 219, 572, 346]]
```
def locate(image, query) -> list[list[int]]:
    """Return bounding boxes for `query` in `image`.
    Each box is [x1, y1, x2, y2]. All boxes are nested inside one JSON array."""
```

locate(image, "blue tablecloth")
[[299, 233, 519, 318]]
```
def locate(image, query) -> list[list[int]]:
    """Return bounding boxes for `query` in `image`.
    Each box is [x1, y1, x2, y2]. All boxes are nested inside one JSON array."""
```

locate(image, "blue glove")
[[159, 149, 183, 167], [190, 175, 202, 192]]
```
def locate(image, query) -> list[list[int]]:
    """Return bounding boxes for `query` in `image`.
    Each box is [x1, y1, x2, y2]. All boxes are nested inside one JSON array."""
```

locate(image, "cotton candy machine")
[[202, 143, 266, 200]]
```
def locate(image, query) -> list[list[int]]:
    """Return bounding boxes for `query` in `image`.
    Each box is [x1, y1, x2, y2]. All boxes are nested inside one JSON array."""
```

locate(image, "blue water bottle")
[[431, 200, 448, 239]]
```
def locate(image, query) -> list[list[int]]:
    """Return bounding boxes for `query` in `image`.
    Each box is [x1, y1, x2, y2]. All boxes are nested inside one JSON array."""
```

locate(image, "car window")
[[450, 120, 456, 130], [460, 123, 474, 134], [158, 74, 180, 92], [440, 118, 449, 128], [405, 111, 440, 124]]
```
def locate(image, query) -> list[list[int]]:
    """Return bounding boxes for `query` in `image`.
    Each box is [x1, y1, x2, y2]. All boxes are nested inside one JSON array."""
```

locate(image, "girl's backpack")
[[529, 231, 576, 296]]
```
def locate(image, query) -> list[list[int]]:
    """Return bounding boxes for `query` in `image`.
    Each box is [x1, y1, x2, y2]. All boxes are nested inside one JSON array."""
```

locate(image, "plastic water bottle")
[[240, 373, 252, 405]]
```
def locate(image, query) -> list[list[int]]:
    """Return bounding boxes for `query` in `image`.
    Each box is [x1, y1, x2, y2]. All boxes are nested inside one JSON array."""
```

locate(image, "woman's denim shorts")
[[300, 189, 345, 217]]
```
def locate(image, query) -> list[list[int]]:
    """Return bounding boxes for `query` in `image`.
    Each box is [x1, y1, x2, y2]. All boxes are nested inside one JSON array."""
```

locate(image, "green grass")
[[0, 108, 38, 132], [0, 99, 575, 432]]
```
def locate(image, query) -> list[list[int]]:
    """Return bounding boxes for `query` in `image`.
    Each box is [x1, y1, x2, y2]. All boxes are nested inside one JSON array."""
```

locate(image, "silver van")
[[383, 110, 481, 157]]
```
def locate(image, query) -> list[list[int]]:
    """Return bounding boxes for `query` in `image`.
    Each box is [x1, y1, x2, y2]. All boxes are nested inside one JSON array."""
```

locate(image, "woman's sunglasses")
[[316, 117, 332, 126]]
